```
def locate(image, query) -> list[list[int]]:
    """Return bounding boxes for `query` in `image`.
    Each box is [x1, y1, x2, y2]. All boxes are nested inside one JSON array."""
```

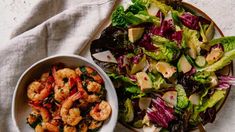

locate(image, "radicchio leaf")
[[170, 30, 183, 45], [132, 53, 144, 64], [218, 75, 235, 89], [150, 19, 175, 37], [147, 97, 175, 128], [199, 16, 211, 25], [180, 12, 199, 30], [139, 34, 157, 51]]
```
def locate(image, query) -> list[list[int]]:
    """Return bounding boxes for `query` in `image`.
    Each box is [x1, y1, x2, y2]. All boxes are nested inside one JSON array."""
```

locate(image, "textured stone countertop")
[[1, 0, 235, 132]]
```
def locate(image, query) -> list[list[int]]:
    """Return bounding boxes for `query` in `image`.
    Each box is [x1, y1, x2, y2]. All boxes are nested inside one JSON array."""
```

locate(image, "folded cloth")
[[0, 0, 132, 131]]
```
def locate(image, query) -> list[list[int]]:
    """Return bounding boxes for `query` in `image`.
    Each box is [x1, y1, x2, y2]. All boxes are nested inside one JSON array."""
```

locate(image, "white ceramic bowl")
[[12, 54, 118, 132]]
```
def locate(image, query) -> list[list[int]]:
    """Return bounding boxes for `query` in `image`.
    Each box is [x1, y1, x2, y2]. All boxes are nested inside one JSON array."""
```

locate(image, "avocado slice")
[[155, 61, 176, 78], [177, 55, 192, 73], [123, 98, 134, 123], [136, 72, 152, 91], [130, 55, 147, 74], [128, 27, 145, 43]]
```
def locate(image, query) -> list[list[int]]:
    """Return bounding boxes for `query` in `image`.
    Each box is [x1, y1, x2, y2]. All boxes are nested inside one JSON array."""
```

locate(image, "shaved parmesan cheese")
[[92, 51, 117, 63]]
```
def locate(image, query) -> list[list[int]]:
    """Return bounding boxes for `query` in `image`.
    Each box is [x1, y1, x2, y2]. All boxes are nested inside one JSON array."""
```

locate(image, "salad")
[[90, 0, 235, 131]]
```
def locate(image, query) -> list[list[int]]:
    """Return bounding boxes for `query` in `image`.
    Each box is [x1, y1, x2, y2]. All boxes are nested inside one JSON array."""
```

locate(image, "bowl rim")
[[11, 54, 118, 131]]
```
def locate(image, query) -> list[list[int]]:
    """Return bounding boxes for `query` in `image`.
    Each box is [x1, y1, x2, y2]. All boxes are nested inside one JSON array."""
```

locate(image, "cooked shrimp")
[[87, 81, 101, 93], [29, 104, 50, 122], [89, 120, 103, 130], [27, 81, 52, 102], [90, 101, 111, 121], [64, 125, 76, 132], [85, 67, 103, 84], [76, 77, 88, 99], [60, 93, 82, 126], [40, 72, 49, 82], [27, 111, 40, 126], [80, 123, 88, 132], [75, 67, 82, 76], [54, 84, 70, 102], [52, 67, 76, 87], [76, 78, 100, 103], [35, 122, 59, 132], [87, 95, 100, 103]]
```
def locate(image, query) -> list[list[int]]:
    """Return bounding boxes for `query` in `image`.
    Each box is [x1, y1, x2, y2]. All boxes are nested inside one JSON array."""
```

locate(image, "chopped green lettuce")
[[183, 26, 201, 58], [197, 90, 226, 112], [148, 72, 165, 90], [126, 11, 160, 26], [108, 73, 137, 86], [193, 71, 211, 84], [199, 22, 208, 42], [126, 86, 146, 98], [111, 6, 128, 27], [172, 11, 182, 26], [190, 90, 226, 123], [111, 1, 160, 27], [151, 0, 173, 16], [176, 84, 189, 109], [144, 36, 180, 62]]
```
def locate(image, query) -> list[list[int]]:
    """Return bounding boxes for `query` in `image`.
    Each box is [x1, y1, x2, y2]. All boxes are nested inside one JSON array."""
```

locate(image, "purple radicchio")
[[199, 16, 211, 25], [149, 19, 183, 47], [147, 97, 175, 128], [218, 75, 235, 89], [139, 34, 157, 51], [156, 10, 164, 23], [117, 55, 129, 72], [170, 31, 183, 46], [150, 19, 175, 37], [132, 53, 144, 64], [180, 12, 199, 30]]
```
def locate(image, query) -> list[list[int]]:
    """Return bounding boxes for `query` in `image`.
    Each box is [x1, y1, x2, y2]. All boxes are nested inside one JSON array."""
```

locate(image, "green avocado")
[[177, 55, 192, 73]]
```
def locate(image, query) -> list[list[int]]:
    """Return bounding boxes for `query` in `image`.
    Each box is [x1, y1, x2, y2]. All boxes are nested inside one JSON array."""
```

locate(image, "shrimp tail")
[[75, 77, 88, 99], [70, 92, 82, 101], [52, 66, 63, 87]]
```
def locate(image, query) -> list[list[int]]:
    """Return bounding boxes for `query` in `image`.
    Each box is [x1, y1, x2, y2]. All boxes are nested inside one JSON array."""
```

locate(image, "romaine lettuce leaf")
[[176, 84, 189, 109], [190, 90, 226, 123], [126, 86, 146, 98], [197, 90, 226, 112], [209, 36, 235, 52], [111, 1, 160, 27], [148, 72, 165, 90], [183, 26, 201, 58], [108, 73, 137, 85], [144, 36, 180, 62], [151, 0, 173, 16], [112, 6, 128, 27]]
